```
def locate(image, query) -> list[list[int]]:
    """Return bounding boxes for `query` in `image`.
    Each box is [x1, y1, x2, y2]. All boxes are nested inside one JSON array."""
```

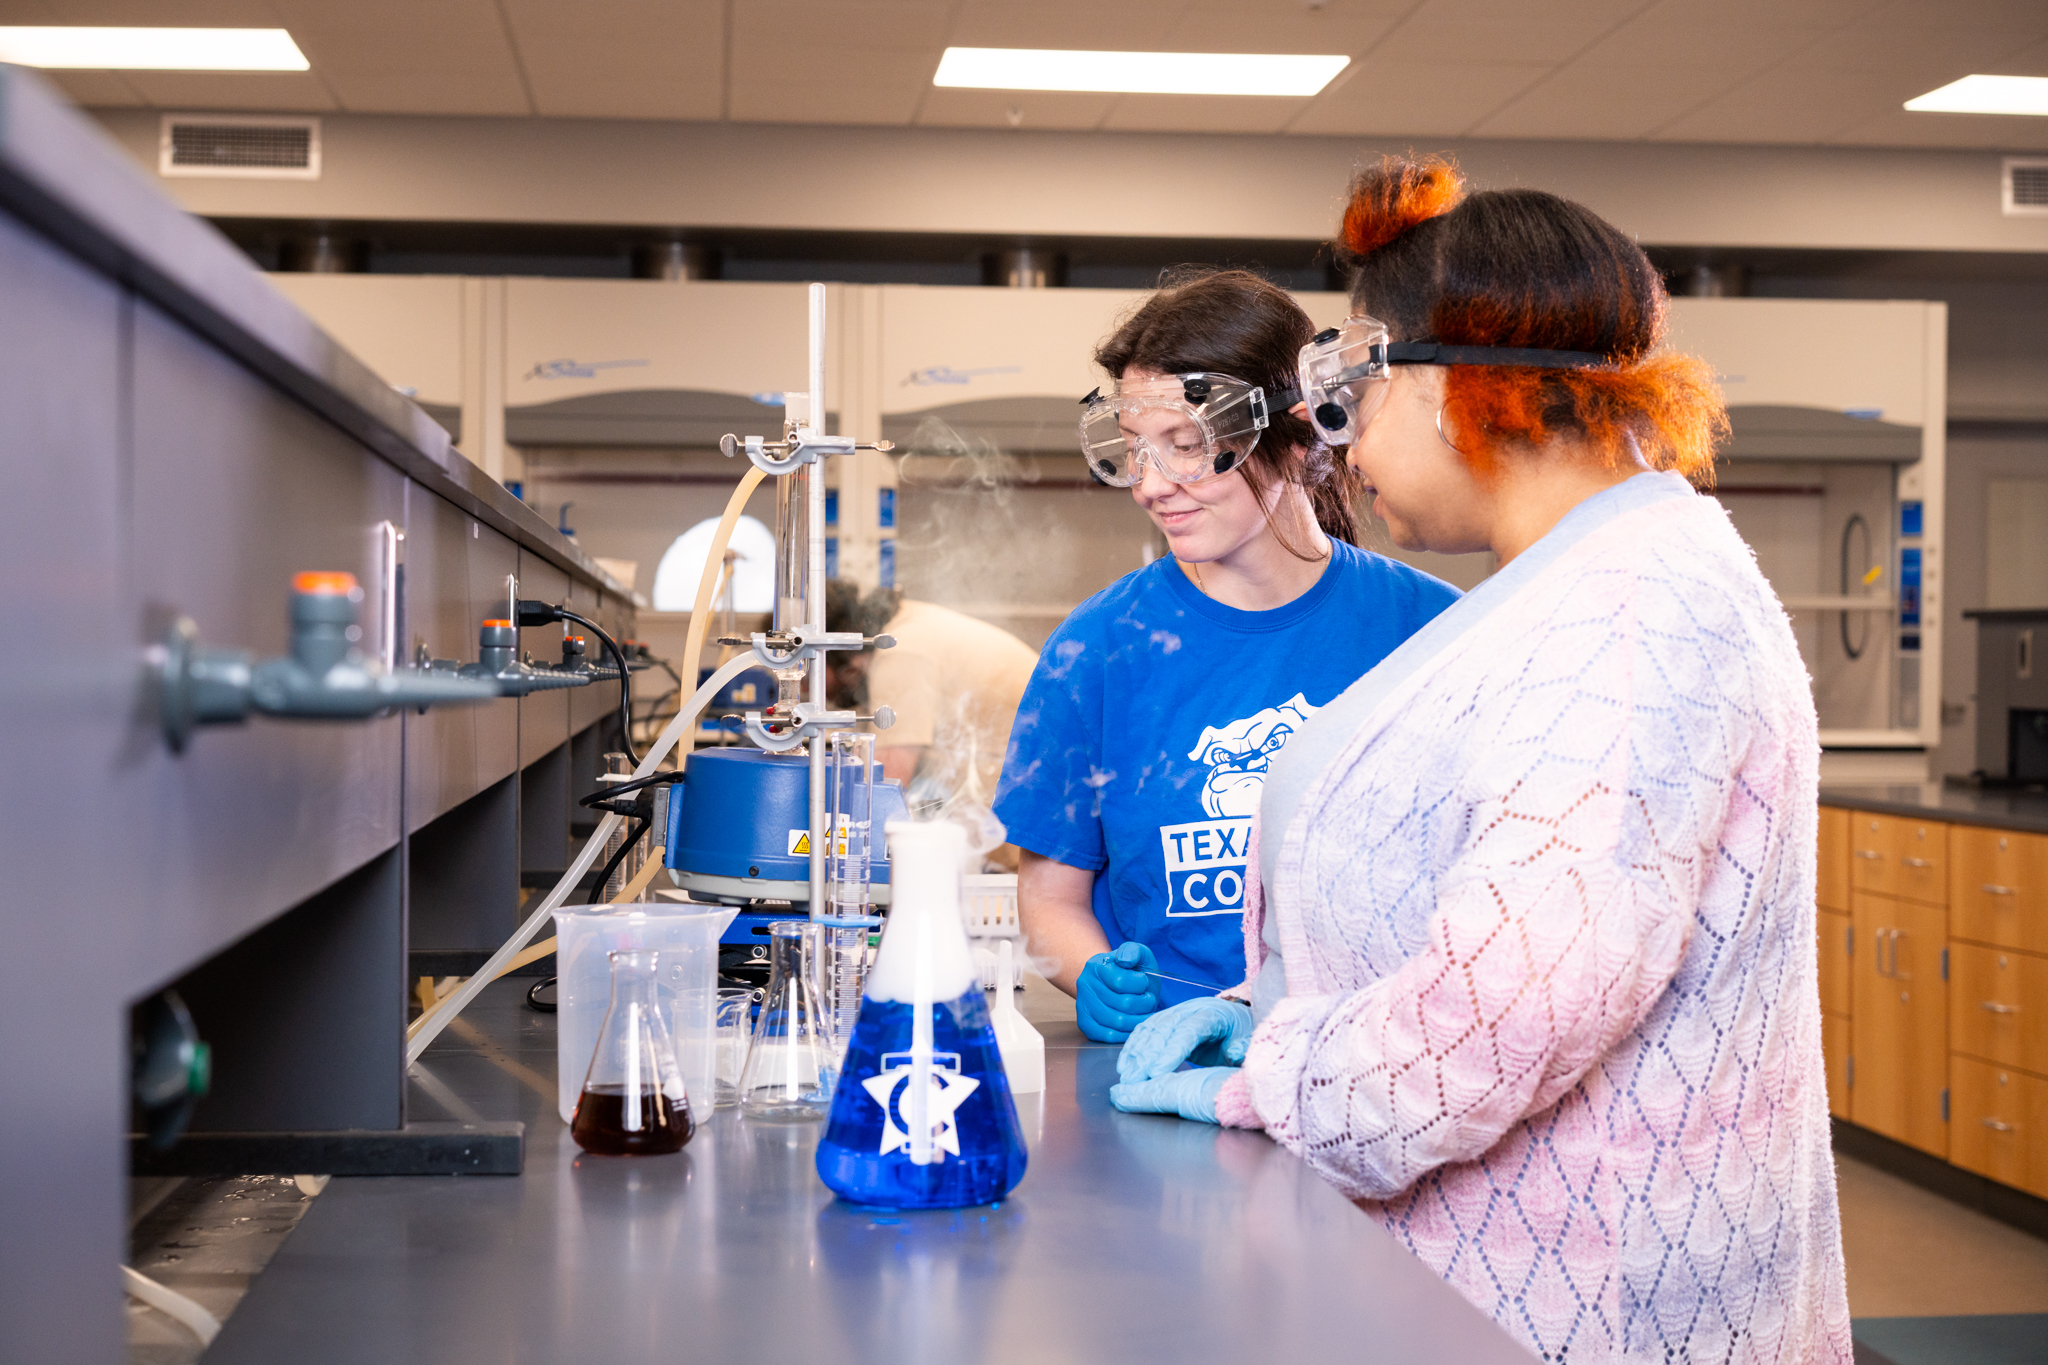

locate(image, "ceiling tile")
[[1570, 13, 1834, 70], [728, 46, 933, 124], [13, 0, 287, 20], [119, 70, 338, 111], [1861, 0, 2048, 36], [1633, 0, 1869, 28], [500, 0, 723, 120], [744, 0, 951, 49], [1287, 54, 1552, 136], [1649, 66, 1906, 144], [1468, 62, 1744, 139], [914, 86, 1117, 131], [1100, 93, 1314, 134], [1781, 24, 2040, 76], [1368, 0, 1651, 67], [2007, 36, 2048, 74], [269, 0, 532, 115], [944, 0, 1184, 50], [1165, 0, 1411, 53], [41, 69, 145, 106]]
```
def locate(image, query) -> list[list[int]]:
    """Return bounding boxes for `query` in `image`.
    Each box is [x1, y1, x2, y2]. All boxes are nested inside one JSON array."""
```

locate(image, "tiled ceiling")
[[8, 0, 2048, 149]]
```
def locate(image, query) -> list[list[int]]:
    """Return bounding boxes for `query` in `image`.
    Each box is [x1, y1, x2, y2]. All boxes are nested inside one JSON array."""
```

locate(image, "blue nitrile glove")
[[1075, 941, 1162, 1042], [1109, 1067, 1233, 1124], [1116, 997, 1255, 1083]]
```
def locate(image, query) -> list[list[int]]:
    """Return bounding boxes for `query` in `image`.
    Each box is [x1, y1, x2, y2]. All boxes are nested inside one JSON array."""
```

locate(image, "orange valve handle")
[[292, 570, 359, 595]]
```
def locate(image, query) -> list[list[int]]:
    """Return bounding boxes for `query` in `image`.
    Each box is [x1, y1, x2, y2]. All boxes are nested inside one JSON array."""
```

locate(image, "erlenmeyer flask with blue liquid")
[[815, 820, 1028, 1208]]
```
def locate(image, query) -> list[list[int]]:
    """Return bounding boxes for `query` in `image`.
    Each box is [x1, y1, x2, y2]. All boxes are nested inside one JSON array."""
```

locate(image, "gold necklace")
[[1186, 559, 1208, 596]]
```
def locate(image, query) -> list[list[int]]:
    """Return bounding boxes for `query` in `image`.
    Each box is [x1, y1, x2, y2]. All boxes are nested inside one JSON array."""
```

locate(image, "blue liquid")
[[815, 989, 1028, 1208]]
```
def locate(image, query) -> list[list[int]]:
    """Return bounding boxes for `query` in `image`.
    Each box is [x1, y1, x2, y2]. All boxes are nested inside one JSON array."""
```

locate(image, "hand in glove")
[[1115, 996, 1255, 1083], [1075, 941, 1162, 1043], [1109, 1067, 1233, 1124]]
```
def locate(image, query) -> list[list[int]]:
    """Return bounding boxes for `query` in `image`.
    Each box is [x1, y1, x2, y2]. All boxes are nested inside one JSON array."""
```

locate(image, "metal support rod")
[[807, 283, 829, 918]]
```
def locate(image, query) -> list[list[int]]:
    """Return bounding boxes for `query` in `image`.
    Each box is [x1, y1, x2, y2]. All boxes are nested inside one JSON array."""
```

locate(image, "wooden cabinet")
[[1951, 826, 2048, 954], [1850, 813, 1947, 905], [1818, 909, 1853, 1016], [1851, 891, 1949, 1157], [1822, 1012, 1852, 1118], [1949, 941, 2047, 1070], [1850, 814, 1893, 896], [1949, 1055, 2048, 1199], [1818, 807, 1850, 912], [1895, 820, 1948, 907]]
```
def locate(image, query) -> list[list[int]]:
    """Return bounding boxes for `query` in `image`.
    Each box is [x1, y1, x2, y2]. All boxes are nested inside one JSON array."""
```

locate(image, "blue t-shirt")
[[993, 541, 1459, 1003]]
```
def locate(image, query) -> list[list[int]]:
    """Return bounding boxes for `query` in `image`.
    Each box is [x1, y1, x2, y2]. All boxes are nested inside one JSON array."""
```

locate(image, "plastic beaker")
[[552, 901, 737, 1127], [738, 921, 833, 1121], [815, 820, 1028, 1208], [714, 988, 754, 1109], [571, 950, 692, 1155], [819, 733, 880, 1061]]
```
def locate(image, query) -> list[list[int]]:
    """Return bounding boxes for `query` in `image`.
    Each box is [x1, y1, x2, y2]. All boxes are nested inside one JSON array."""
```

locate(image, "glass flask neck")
[[866, 821, 977, 1006]]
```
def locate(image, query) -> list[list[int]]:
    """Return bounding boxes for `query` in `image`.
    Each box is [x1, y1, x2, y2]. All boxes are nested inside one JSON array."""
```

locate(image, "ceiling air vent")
[[159, 114, 320, 180], [2005, 158, 2048, 216]]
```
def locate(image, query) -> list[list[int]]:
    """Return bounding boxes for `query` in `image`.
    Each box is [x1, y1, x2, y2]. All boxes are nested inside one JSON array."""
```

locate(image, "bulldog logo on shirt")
[[1159, 693, 1318, 916]]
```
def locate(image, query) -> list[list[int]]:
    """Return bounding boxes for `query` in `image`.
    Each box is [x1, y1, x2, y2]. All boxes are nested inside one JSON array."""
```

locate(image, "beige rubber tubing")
[[487, 850, 671, 981], [406, 467, 768, 1061]]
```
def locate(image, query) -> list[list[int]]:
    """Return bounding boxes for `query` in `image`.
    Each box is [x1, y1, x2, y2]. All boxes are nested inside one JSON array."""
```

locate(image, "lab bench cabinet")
[[1820, 801, 2048, 1203], [0, 64, 637, 1364]]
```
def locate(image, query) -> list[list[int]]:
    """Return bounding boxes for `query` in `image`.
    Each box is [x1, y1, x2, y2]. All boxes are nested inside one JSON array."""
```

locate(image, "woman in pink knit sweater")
[[1110, 157, 1853, 1364]]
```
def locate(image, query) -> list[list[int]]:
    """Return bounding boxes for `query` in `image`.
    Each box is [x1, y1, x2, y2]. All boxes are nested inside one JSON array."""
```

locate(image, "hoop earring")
[[1435, 403, 1466, 455]]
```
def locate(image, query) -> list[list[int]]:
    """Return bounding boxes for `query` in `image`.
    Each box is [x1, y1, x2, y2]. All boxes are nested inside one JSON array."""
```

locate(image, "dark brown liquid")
[[571, 1084, 693, 1155]]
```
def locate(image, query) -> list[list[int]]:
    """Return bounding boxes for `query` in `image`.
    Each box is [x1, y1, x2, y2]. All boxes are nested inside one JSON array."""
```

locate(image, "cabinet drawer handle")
[[1980, 1001, 2019, 1014], [1982, 884, 2017, 896], [1855, 851, 1884, 860], [1901, 857, 1932, 868], [1982, 1119, 2016, 1132]]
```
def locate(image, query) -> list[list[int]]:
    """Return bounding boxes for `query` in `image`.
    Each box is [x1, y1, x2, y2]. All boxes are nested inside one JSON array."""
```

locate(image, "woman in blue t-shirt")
[[992, 270, 1460, 1042]]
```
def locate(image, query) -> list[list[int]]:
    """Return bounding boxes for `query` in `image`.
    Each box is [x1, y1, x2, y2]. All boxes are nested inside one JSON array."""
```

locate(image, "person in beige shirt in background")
[[826, 579, 1038, 869]]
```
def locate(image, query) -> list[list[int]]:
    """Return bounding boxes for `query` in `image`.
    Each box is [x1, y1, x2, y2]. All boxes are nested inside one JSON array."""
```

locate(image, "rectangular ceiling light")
[[933, 47, 1348, 98], [0, 27, 309, 71], [1905, 74, 2048, 116]]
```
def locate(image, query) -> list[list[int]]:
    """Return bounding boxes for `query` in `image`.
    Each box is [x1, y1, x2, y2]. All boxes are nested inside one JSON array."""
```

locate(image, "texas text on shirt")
[[993, 539, 1459, 1003]]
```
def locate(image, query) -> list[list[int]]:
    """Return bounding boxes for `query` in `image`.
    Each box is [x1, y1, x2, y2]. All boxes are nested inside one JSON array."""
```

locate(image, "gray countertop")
[[200, 977, 1530, 1364], [0, 63, 623, 598], [1820, 782, 2048, 835]]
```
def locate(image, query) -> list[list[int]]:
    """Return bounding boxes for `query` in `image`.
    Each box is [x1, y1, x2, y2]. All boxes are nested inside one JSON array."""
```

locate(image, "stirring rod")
[[1143, 968, 1231, 994]]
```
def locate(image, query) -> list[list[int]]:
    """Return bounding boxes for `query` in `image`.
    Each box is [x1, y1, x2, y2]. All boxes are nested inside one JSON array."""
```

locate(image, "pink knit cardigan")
[[1216, 491, 1852, 1364]]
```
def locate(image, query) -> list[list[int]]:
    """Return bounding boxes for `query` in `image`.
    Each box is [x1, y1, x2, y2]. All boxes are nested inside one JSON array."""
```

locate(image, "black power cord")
[[516, 599, 638, 766]]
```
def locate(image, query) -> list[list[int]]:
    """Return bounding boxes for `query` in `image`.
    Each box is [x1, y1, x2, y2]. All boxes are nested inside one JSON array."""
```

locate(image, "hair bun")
[[1340, 154, 1464, 258]]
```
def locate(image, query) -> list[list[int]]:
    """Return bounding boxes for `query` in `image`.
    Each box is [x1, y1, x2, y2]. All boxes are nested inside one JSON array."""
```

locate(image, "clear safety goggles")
[[1077, 373, 1271, 487], [1296, 315, 1394, 446], [1297, 314, 1616, 445]]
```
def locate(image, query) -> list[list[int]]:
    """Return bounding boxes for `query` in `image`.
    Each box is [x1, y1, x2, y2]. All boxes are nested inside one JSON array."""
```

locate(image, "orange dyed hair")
[[1334, 154, 1727, 481]]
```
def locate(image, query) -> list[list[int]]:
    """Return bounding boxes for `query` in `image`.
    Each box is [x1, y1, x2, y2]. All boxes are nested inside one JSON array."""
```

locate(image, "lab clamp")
[[666, 286, 907, 985]]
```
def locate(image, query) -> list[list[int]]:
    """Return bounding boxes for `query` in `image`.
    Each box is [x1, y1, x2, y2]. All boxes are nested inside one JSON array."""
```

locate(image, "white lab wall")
[[1936, 432, 2048, 780], [270, 276, 1957, 740], [265, 273, 465, 410], [1985, 479, 2048, 609]]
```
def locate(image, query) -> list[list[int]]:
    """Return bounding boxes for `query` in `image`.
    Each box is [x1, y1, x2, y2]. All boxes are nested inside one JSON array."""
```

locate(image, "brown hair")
[[1335, 155, 1726, 480], [1094, 269, 1363, 557]]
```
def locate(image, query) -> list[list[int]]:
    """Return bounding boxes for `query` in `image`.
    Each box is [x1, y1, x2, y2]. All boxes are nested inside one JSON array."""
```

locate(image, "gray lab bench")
[[200, 977, 1532, 1364], [0, 62, 632, 1362]]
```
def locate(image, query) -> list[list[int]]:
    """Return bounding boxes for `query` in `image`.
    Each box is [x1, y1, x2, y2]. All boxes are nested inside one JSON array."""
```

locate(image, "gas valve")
[[154, 572, 499, 752]]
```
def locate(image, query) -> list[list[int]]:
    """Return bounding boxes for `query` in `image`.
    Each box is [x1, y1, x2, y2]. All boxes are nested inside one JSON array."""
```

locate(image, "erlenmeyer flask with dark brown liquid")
[[571, 949, 693, 1155]]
